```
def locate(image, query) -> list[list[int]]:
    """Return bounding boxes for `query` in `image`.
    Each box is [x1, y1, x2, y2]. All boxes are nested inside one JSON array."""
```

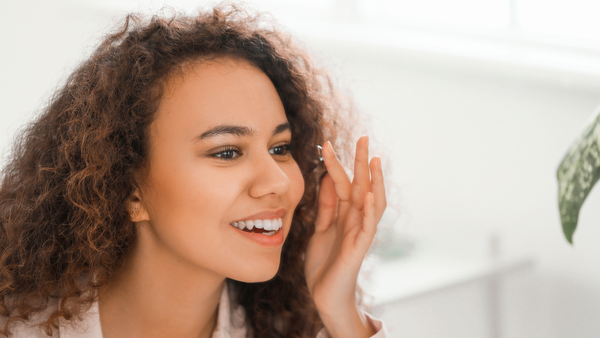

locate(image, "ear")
[[126, 188, 150, 223]]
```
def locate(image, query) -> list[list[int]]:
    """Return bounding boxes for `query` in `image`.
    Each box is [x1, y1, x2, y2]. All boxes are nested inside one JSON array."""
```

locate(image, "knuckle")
[[351, 198, 363, 210], [372, 175, 381, 185], [340, 186, 352, 200]]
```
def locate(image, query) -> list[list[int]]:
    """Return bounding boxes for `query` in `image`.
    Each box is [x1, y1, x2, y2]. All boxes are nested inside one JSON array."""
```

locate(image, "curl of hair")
[[0, 4, 358, 338]]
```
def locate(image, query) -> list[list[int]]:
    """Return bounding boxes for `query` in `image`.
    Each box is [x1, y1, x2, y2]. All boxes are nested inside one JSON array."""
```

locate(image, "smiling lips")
[[229, 216, 285, 247], [230, 218, 283, 236], [229, 208, 286, 237]]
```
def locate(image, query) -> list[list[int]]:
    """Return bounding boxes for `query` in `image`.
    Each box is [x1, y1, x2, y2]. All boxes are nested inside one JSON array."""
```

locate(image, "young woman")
[[0, 5, 388, 338]]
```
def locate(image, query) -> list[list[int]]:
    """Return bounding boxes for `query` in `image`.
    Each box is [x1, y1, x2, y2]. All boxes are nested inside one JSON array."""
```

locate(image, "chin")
[[228, 257, 282, 283]]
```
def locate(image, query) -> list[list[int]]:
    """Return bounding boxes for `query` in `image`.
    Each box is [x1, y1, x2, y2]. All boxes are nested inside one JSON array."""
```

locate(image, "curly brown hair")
[[0, 4, 359, 338]]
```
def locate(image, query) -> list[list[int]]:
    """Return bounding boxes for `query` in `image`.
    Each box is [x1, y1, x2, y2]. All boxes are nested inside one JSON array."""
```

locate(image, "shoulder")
[[1, 301, 59, 338], [8, 322, 57, 338], [1, 301, 101, 338]]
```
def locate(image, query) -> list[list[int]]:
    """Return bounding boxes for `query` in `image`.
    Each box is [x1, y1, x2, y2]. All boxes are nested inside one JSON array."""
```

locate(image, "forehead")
[[153, 57, 287, 137]]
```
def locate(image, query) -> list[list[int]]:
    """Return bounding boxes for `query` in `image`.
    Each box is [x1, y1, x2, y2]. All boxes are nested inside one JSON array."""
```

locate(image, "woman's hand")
[[304, 135, 387, 338]]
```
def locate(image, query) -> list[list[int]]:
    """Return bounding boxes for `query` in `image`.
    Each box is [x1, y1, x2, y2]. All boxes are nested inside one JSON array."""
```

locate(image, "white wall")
[[300, 33, 600, 338], [0, 0, 109, 162], [3, 1, 600, 337]]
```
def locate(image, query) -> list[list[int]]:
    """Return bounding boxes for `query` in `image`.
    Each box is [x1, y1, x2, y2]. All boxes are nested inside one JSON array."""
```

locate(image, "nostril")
[[248, 158, 290, 197]]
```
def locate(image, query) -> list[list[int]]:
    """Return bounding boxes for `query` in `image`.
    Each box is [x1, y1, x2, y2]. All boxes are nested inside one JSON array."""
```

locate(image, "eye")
[[269, 143, 293, 156], [212, 146, 242, 160]]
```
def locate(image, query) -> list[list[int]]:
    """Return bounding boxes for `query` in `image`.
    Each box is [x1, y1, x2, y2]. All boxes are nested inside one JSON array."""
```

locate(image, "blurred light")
[[358, 0, 511, 30], [517, 0, 600, 42], [65, 0, 334, 18]]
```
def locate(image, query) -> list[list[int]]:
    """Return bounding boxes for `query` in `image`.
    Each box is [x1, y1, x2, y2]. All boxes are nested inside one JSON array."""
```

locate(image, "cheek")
[[286, 161, 305, 207], [145, 165, 229, 224], [140, 161, 241, 263]]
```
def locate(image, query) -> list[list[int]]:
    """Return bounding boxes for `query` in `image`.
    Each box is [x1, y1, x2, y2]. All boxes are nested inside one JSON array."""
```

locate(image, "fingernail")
[[371, 192, 375, 205], [365, 135, 369, 149], [377, 157, 382, 170]]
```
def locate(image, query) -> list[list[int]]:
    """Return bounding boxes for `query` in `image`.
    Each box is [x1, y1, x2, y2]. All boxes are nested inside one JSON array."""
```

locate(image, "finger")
[[370, 156, 387, 220], [315, 174, 338, 232], [322, 141, 352, 202], [355, 192, 377, 251], [351, 135, 371, 210]]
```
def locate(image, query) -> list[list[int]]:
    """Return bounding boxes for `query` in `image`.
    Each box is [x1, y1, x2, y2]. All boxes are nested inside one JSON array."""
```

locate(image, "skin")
[[98, 57, 386, 338]]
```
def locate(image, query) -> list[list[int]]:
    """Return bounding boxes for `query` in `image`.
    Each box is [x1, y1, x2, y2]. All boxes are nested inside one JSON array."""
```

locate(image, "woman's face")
[[134, 58, 305, 282]]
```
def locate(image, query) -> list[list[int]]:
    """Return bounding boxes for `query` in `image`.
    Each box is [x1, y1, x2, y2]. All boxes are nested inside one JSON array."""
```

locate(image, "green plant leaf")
[[557, 106, 600, 244]]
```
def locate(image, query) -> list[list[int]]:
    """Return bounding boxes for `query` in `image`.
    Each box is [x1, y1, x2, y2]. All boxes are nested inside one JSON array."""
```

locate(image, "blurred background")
[[2, 0, 600, 337]]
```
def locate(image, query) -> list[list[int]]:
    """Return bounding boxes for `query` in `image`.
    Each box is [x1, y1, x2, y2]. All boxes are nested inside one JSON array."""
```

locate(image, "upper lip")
[[233, 208, 287, 222]]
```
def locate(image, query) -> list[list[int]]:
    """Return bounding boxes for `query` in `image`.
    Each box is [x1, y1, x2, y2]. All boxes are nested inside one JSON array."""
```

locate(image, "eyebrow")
[[272, 122, 291, 136], [195, 122, 290, 142]]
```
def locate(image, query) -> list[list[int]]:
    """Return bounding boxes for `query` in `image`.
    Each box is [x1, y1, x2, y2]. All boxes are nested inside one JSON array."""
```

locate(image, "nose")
[[248, 153, 290, 198]]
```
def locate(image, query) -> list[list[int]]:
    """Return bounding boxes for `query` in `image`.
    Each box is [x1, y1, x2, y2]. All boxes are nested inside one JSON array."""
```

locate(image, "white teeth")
[[230, 218, 283, 232], [262, 231, 276, 236], [263, 219, 272, 231], [269, 218, 281, 231]]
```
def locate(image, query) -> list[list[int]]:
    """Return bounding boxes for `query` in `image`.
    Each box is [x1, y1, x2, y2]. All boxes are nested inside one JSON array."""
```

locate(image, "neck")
[[98, 226, 226, 338]]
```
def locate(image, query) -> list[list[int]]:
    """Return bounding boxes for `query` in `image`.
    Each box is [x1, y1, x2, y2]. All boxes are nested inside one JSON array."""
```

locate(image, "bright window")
[[517, 0, 600, 42], [358, 0, 510, 30]]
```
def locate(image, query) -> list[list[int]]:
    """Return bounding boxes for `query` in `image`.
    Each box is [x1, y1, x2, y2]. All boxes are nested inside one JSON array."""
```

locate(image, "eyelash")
[[211, 143, 294, 161]]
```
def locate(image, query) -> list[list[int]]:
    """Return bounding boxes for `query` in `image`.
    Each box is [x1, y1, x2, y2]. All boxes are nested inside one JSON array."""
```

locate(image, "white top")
[[9, 284, 388, 337]]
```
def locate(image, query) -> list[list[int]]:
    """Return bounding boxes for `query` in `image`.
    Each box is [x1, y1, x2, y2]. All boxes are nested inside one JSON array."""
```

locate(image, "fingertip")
[[357, 134, 369, 146], [376, 155, 383, 166], [325, 140, 333, 153], [369, 156, 378, 169], [323, 140, 337, 162]]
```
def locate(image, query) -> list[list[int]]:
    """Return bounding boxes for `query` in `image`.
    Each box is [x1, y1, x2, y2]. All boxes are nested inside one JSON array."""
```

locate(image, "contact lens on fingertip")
[[316, 145, 323, 162]]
